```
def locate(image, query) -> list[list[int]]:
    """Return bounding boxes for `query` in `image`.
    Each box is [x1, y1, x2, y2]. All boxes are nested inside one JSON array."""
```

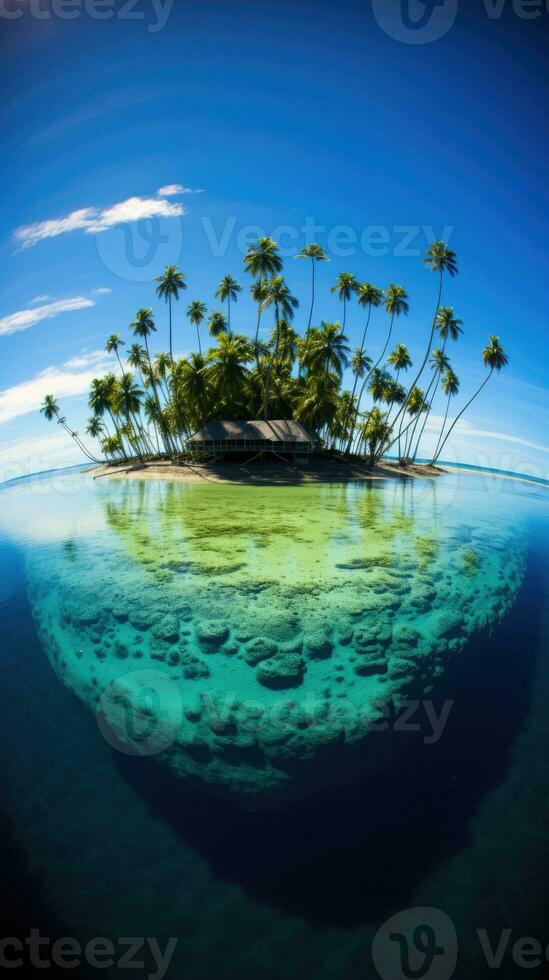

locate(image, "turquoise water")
[[1, 468, 548, 978]]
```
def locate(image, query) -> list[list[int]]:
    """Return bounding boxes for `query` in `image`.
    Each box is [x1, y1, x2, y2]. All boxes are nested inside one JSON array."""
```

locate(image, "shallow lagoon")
[[1, 467, 548, 978]]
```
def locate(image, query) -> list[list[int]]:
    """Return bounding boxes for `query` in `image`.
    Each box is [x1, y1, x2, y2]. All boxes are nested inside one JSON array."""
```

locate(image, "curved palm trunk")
[[432, 371, 493, 464], [168, 295, 173, 361], [411, 334, 450, 461], [262, 303, 280, 421], [107, 409, 128, 460], [393, 270, 444, 437], [432, 393, 452, 460], [360, 304, 373, 349], [115, 352, 124, 376], [308, 258, 315, 330], [345, 312, 394, 454], [196, 324, 202, 355], [144, 337, 173, 456]]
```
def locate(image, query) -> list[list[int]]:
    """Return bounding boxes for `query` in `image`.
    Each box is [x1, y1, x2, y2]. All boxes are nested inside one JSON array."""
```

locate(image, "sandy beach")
[[90, 457, 446, 485]]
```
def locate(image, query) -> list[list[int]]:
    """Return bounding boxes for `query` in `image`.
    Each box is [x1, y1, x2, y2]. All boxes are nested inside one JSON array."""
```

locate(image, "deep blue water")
[[1, 467, 548, 980]]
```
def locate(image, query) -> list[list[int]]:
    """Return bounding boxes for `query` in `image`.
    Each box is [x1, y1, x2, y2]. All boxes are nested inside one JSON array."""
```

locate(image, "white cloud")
[[0, 297, 95, 338], [424, 414, 549, 455], [157, 183, 203, 197], [31, 294, 51, 304], [13, 192, 186, 250], [91, 287, 111, 296], [0, 350, 110, 426]]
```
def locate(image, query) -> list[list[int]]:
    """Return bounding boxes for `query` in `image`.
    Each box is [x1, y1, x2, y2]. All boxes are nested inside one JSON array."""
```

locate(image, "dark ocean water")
[[0, 467, 548, 980]]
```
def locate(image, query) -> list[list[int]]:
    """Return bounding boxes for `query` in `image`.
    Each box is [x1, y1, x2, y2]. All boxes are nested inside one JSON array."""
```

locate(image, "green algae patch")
[[25, 477, 527, 806]]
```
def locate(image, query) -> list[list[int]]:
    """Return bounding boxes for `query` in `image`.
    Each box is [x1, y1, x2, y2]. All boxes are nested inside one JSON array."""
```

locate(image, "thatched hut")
[[185, 419, 315, 464]]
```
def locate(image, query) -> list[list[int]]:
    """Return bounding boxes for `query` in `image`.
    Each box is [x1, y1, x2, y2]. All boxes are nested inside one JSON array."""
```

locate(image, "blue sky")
[[1, 0, 548, 482]]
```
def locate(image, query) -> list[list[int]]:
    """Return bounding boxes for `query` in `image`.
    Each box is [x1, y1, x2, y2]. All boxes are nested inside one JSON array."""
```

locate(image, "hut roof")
[[186, 419, 315, 444]]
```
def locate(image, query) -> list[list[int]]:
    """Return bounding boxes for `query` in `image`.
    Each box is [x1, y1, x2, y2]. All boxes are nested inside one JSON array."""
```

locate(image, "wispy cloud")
[[91, 287, 111, 296], [157, 184, 203, 197], [14, 190, 187, 251], [0, 297, 95, 338], [31, 294, 51, 304], [425, 415, 549, 455], [0, 350, 110, 426]]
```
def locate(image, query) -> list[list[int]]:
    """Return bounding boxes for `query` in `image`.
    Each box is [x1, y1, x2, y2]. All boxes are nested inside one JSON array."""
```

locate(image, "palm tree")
[[432, 368, 460, 461], [171, 353, 210, 431], [208, 311, 228, 337], [330, 272, 358, 328], [261, 277, 299, 420], [40, 395, 101, 463], [346, 287, 408, 454], [130, 308, 171, 454], [301, 321, 350, 377], [215, 274, 242, 334], [295, 243, 329, 329], [187, 300, 207, 355], [294, 371, 340, 437], [356, 282, 384, 348], [436, 306, 463, 346], [118, 372, 147, 458], [249, 280, 270, 362], [206, 334, 253, 415], [348, 345, 373, 409], [86, 415, 104, 440], [105, 333, 125, 374], [410, 348, 451, 461], [379, 285, 409, 364], [358, 407, 392, 468], [388, 342, 412, 377], [243, 237, 283, 280], [432, 336, 508, 463], [154, 264, 186, 360], [393, 242, 458, 434]]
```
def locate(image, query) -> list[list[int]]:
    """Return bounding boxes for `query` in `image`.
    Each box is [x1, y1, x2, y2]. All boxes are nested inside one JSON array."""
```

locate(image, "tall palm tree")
[[186, 300, 207, 355], [261, 277, 299, 419], [294, 371, 340, 437], [301, 321, 350, 377], [387, 343, 412, 452], [154, 264, 186, 360], [348, 345, 373, 408], [346, 286, 408, 454], [205, 334, 253, 415], [118, 372, 146, 458], [410, 348, 451, 461], [89, 376, 126, 458], [377, 285, 409, 364], [208, 311, 228, 337], [105, 333, 125, 374], [243, 237, 283, 280], [393, 242, 458, 434], [356, 282, 384, 348], [432, 336, 508, 463], [215, 274, 242, 334], [295, 243, 329, 329], [130, 308, 171, 454], [171, 353, 210, 431], [41, 395, 101, 463], [330, 272, 358, 328], [359, 407, 392, 468], [250, 280, 270, 354], [432, 368, 460, 461]]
